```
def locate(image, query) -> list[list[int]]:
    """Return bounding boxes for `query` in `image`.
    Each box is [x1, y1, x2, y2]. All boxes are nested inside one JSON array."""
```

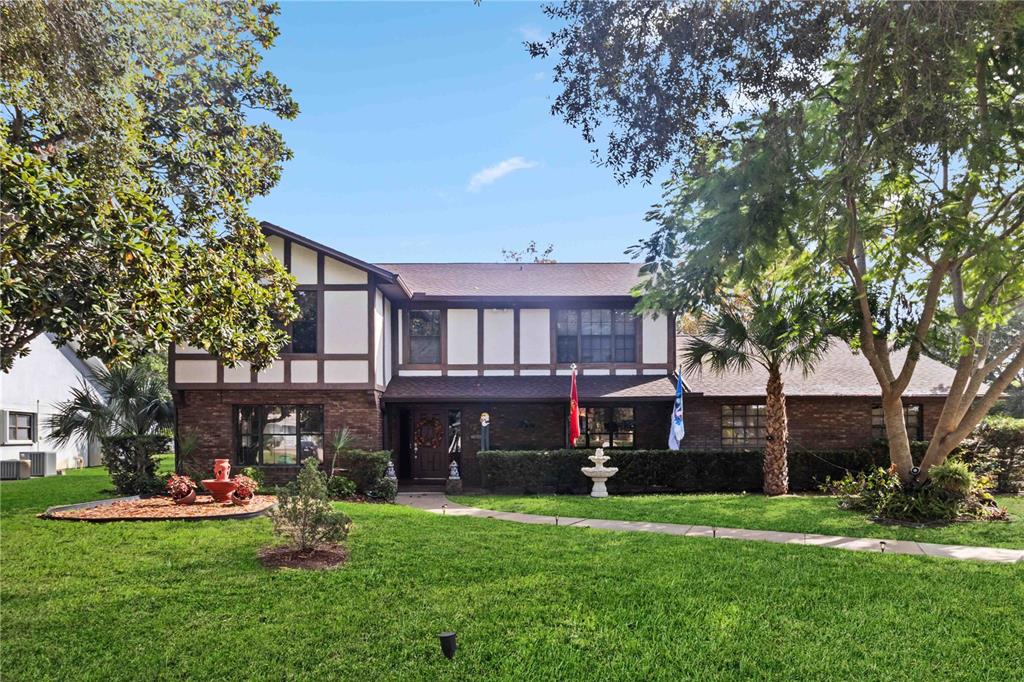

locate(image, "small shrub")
[[337, 449, 390, 494], [367, 477, 397, 503], [270, 459, 352, 553], [176, 430, 205, 480], [961, 416, 1024, 493], [101, 434, 170, 495], [823, 463, 1007, 523], [327, 475, 357, 500], [166, 474, 196, 500], [240, 466, 264, 486], [232, 474, 259, 501]]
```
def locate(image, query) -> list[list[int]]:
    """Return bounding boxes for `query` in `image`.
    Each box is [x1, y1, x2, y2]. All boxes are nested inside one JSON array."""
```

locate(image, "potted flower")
[[231, 474, 259, 506], [167, 474, 197, 505]]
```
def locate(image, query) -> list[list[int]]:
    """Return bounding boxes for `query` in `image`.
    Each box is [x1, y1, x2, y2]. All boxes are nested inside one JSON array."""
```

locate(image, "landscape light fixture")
[[879, 541, 887, 553], [439, 632, 457, 659]]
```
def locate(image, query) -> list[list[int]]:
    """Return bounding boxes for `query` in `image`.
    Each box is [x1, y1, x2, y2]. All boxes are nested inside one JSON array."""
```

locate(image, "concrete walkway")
[[397, 493, 1024, 564]]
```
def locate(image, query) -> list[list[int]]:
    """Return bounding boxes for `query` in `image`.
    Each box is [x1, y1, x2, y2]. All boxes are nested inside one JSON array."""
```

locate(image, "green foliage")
[[477, 449, 886, 495], [48, 361, 172, 449], [240, 466, 264, 487], [961, 416, 1024, 493], [100, 434, 169, 495], [327, 426, 352, 481], [326, 475, 357, 500], [270, 459, 352, 553], [367, 477, 397, 503], [336, 449, 390, 494], [824, 465, 1007, 523], [0, 0, 299, 371]]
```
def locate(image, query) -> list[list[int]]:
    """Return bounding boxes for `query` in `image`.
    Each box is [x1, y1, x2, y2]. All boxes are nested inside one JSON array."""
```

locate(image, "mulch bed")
[[43, 495, 277, 521], [258, 543, 348, 570]]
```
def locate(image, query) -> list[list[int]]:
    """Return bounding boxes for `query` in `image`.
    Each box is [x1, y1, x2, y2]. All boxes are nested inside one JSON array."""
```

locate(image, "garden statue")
[[385, 460, 398, 484], [202, 458, 238, 502], [581, 447, 618, 498], [445, 459, 463, 495]]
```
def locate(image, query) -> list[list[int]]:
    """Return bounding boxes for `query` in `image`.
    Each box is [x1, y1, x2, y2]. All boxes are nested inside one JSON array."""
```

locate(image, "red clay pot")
[[231, 492, 252, 506], [172, 489, 196, 505]]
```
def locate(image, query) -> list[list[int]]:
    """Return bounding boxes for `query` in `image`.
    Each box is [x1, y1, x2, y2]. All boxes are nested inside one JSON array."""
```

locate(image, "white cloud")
[[519, 25, 545, 42], [466, 156, 537, 192]]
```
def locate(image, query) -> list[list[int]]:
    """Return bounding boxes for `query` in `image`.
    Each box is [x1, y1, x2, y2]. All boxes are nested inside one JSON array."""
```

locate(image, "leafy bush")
[[240, 466, 264, 486], [368, 477, 397, 503], [336, 450, 390, 494], [270, 459, 352, 553], [101, 434, 170, 495], [477, 448, 886, 494], [823, 464, 1007, 523], [961, 416, 1024, 493], [327, 475, 357, 500], [231, 474, 259, 501]]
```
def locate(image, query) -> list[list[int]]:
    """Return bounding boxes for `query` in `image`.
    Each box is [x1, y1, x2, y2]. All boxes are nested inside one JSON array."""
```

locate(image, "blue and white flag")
[[668, 372, 685, 450]]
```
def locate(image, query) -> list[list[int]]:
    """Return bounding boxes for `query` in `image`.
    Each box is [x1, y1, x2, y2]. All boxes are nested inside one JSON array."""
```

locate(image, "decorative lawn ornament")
[[202, 458, 238, 502], [231, 474, 259, 506], [166, 474, 197, 505], [581, 446, 618, 498]]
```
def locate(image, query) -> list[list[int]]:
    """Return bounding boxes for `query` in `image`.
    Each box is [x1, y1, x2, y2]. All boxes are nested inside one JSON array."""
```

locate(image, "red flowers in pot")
[[167, 475, 197, 505], [230, 474, 259, 506]]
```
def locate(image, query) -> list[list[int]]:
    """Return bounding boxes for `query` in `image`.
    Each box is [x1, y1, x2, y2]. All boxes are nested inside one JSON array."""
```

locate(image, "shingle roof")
[[383, 374, 677, 402], [374, 262, 644, 298], [679, 338, 958, 397]]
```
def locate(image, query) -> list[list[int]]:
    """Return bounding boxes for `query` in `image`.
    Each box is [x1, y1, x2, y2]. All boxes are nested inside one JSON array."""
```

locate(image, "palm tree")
[[683, 288, 833, 495], [48, 362, 173, 448]]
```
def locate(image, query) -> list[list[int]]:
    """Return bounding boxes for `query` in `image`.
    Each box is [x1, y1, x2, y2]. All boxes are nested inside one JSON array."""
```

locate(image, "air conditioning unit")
[[0, 459, 31, 480], [20, 451, 57, 477]]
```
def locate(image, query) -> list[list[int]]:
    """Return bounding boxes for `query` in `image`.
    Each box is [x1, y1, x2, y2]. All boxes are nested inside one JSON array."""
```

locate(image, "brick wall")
[[175, 389, 384, 483]]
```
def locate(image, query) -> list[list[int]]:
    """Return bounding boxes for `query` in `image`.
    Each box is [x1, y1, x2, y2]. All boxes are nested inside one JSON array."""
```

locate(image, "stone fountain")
[[202, 458, 237, 503], [581, 447, 618, 498]]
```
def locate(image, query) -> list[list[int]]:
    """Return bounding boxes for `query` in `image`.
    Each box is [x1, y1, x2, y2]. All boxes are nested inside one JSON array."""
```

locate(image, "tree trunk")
[[882, 395, 914, 481], [763, 368, 789, 496]]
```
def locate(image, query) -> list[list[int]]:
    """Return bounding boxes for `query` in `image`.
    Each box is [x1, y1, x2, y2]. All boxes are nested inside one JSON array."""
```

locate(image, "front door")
[[412, 408, 449, 479]]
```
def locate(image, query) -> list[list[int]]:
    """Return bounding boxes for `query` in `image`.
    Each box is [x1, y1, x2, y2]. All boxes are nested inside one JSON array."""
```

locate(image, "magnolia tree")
[[533, 1, 1024, 482]]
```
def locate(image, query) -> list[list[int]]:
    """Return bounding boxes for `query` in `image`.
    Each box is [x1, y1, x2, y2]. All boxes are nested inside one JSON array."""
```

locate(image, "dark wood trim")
[[283, 237, 291, 273], [321, 284, 371, 291], [440, 308, 449, 374], [667, 312, 677, 375], [367, 275, 376, 386]]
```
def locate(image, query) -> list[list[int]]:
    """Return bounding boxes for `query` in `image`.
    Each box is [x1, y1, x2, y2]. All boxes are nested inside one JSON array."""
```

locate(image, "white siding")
[[447, 369, 479, 377], [383, 298, 392, 387], [519, 369, 552, 376], [519, 308, 550, 364], [175, 360, 217, 383], [257, 361, 285, 383], [483, 309, 514, 364], [398, 369, 443, 377], [397, 313, 404, 364], [642, 314, 669, 365], [290, 243, 318, 284], [223, 362, 251, 383], [482, 369, 515, 376], [324, 256, 367, 285], [267, 235, 285, 265], [447, 309, 478, 365], [324, 291, 368, 354], [290, 360, 318, 383], [324, 360, 368, 384], [374, 290, 385, 386]]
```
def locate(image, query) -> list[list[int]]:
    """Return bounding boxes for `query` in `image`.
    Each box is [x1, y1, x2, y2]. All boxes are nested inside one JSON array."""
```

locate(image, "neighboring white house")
[[0, 334, 105, 470]]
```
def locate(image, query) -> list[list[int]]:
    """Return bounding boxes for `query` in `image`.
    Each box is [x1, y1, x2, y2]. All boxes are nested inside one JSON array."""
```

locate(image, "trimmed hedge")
[[336, 449, 391, 494], [478, 448, 888, 494], [101, 434, 171, 495]]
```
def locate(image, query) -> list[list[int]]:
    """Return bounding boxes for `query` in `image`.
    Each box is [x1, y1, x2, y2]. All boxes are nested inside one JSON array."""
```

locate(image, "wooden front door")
[[412, 408, 449, 479]]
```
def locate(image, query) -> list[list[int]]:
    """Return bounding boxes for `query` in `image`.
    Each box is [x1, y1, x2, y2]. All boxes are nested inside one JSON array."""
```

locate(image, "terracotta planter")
[[172, 489, 197, 505], [231, 492, 253, 506]]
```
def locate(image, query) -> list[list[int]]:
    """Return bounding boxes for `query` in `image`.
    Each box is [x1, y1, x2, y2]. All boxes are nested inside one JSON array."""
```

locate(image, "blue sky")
[[249, 1, 666, 263]]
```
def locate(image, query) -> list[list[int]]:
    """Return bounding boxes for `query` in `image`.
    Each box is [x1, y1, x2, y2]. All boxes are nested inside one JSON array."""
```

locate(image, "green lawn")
[[452, 493, 1024, 549], [2, 469, 1022, 681]]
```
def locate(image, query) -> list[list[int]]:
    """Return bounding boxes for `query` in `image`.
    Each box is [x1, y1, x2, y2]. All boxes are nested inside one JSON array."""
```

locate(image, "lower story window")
[[721, 404, 766, 448], [871, 404, 923, 441], [579, 406, 634, 448], [447, 409, 462, 457], [236, 405, 324, 466], [7, 412, 35, 442]]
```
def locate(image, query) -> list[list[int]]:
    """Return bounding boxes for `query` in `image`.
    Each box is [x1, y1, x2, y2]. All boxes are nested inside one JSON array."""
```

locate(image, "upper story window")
[[872, 404, 923, 441], [556, 309, 637, 364], [721, 404, 766, 448], [7, 412, 35, 442], [288, 290, 318, 354], [409, 310, 441, 364]]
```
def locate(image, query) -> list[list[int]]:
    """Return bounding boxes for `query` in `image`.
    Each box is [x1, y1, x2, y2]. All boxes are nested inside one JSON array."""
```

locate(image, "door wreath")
[[414, 416, 444, 449]]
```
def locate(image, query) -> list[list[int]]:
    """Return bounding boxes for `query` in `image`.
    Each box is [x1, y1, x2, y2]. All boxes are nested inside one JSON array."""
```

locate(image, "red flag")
[[569, 365, 581, 446]]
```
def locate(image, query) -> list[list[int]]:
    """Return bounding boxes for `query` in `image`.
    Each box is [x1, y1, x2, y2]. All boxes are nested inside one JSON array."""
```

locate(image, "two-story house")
[[171, 222, 957, 486]]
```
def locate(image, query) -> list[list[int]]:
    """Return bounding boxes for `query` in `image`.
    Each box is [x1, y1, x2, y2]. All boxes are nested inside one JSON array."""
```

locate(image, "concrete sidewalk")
[[397, 493, 1024, 564]]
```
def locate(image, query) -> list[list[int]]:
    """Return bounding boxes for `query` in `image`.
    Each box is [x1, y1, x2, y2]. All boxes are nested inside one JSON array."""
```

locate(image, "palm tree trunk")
[[763, 367, 789, 495]]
